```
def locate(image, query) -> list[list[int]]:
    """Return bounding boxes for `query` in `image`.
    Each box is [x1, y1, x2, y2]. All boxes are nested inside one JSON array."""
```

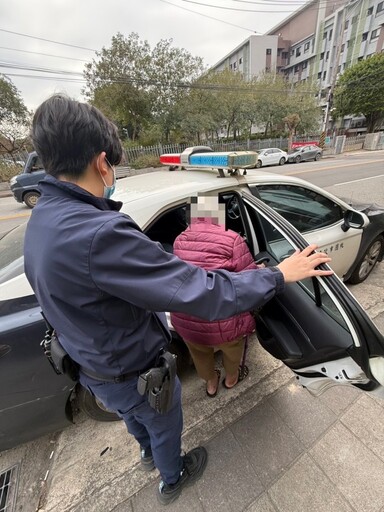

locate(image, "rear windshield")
[[0, 223, 27, 284]]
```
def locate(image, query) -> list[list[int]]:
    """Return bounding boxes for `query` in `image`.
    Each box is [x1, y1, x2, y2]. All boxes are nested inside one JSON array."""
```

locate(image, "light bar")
[[160, 148, 258, 170], [189, 151, 257, 169], [160, 154, 181, 165]]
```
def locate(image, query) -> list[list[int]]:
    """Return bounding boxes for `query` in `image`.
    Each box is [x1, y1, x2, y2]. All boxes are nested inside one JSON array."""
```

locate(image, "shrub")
[[0, 162, 20, 182], [129, 154, 162, 170]]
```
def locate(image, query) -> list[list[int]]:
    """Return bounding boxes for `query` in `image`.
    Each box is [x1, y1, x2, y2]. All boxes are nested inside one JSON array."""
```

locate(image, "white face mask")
[[99, 157, 116, 199]]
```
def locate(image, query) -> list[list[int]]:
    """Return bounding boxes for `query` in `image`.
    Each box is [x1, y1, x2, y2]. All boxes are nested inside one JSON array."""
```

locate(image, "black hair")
[[31, 94, 122, 178]]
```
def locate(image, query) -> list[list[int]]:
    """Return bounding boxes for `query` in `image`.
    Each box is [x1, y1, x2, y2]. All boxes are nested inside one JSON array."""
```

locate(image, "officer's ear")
[[94, 152, 109, 177]]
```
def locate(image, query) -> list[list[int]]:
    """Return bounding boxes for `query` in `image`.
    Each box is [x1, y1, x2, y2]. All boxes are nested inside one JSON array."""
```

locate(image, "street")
[[0, 150, 383, 512]]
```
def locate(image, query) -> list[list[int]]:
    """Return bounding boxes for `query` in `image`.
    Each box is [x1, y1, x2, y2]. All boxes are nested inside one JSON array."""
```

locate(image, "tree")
[[0, 75, 30, 160], [333, 53, 384, 133], [83, 33, 205, 142], [283, 114, 301, 151]]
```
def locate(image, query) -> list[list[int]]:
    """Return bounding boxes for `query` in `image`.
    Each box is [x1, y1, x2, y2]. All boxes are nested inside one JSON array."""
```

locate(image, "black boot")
[[157, 446, 208, 506]]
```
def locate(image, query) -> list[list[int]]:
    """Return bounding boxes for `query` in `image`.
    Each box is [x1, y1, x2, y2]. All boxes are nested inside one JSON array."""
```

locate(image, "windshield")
[[0, 223, 27, 283]]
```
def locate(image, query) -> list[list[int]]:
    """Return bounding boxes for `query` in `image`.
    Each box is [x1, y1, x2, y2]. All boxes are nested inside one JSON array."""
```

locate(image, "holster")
[[137, 351, 177, 414], [41, 329, 79, 382]]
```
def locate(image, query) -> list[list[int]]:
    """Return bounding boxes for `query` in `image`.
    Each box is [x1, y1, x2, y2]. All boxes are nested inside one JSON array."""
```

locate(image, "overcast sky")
[[0, 0, 307, 110]]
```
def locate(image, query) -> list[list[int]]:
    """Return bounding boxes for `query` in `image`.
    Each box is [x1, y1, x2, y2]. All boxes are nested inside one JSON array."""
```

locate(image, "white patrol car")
[[0, 153, 383, 451]]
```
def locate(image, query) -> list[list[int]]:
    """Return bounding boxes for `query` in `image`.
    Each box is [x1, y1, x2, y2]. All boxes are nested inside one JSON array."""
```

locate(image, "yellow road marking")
[[0, 212, 31, 221], [284, 158, 384, 176]]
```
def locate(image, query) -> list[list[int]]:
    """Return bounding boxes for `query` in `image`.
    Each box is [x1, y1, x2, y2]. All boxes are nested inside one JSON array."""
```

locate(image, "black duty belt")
[[79, 360, 157, 384]]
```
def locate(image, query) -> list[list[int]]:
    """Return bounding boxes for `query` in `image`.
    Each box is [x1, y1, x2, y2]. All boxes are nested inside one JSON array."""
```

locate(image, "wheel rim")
[[27, 195, 39, 206], [358, 240, 382, 280]]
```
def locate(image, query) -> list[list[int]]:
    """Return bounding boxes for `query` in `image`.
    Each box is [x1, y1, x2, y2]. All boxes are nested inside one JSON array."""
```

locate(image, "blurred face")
[[190, 195, 226, 226]]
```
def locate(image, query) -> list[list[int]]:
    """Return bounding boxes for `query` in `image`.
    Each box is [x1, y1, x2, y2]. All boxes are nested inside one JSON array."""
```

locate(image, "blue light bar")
[[189, 151, 257, 169]]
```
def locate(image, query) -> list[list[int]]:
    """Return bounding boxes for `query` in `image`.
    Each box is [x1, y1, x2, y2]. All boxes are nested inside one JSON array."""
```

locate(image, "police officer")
[[24, 94, 333, 506]]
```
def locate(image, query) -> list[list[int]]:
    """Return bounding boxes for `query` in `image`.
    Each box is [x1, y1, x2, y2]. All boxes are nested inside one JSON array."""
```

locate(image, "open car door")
[[237, 191, 384, 398]]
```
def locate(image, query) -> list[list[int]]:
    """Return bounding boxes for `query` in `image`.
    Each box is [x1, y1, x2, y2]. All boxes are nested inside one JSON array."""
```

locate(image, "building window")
[[282, 51, 288, 59], [326, 51, 330, 60], [317, 72, 322, 79], [294, 64, 300, 73], [320, 52, 325, 59], [229, 64, 233, 69], [341, 43, 345, 52], [344, 20, 349, 30], [337, 65, 341, 72], [377, 2, 384, 14], [323, 71, 327, 80], [266, 48, 272, 55], [302, 60, 308, 69], [352, 15, 358, 24], [323, 31, 327, 39], [358, 56, 364, 61], [362, 32, 369, 41], [329, 29, 333, 40], [233, 61, 237, 69], [239, 57, 243, 64], [367, 6, 373, 15], [296, 47, 301, 57], [290, 49, 294, 56], [304, 41, 310, 52], [371, 28, 381, 40]]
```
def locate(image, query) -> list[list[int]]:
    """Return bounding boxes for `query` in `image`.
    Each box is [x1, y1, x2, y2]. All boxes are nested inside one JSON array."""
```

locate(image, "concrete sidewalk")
[[126, 378, 384, 512]]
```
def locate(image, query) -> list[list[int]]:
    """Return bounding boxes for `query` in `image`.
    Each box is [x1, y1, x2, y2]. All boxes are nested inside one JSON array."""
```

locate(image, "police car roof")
[[114, 167, 326, 229]]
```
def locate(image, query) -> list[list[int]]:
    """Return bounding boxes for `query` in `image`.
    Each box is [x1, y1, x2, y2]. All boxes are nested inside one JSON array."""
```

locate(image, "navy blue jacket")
[[24, 175, 285, 377]]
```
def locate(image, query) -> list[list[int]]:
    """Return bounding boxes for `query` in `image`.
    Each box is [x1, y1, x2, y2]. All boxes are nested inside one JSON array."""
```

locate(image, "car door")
[[248, 183, 364, 280], [234, 190, 384, 398], [262, 149, 273, 166]]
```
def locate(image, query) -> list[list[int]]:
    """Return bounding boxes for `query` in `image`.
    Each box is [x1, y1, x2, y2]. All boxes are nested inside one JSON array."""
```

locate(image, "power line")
[[0, 28, 96, 52], [0, 46, 89, 63], [176, 0, 340, 13], [159, 0, 260, 32]]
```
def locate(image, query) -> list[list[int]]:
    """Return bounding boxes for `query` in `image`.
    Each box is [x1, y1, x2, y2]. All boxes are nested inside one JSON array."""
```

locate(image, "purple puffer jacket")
[[170, 219, 258, 346]]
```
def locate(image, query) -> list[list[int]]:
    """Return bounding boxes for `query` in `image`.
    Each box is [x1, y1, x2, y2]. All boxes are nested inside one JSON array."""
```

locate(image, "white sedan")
[[255, 148, 287, 168]]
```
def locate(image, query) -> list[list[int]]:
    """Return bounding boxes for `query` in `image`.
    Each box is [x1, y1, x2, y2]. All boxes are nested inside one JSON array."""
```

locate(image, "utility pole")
[[320, 5, 347, 147]]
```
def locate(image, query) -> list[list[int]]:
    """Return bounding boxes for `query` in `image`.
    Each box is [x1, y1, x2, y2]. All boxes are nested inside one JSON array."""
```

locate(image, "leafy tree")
[[0, 75, 30, 160], [83, 33, 205, 142], [333, 53, 384, 133]]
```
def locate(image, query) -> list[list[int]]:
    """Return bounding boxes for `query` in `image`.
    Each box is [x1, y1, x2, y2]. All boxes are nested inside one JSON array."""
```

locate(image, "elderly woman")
[[170, 194, 259, 397]]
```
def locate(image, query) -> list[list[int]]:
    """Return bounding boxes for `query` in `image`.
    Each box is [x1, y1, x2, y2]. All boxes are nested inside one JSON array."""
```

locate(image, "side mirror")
[[341, 210, 365, 232]]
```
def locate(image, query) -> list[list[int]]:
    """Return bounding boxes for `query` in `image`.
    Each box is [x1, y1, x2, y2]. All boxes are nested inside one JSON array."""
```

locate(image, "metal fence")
[[123, 135, 322, 164], [343, 135, 366, 152]]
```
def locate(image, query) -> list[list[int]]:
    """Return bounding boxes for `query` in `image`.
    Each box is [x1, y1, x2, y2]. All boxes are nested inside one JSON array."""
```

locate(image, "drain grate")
[[0, 465, 19, 512]]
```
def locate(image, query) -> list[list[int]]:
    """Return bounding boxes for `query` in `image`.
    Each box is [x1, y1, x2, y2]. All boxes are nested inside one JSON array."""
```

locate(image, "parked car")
[[9, 152, 45, 208], [255, 148, 287, 168], [288, 145, 323, 163], [1, 163, 383, 451]]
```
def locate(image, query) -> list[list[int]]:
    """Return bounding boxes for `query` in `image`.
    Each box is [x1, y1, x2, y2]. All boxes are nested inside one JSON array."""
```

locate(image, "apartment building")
[[211, 0, 383, 92], [271, 0, 384, 92], [209, 34, 290, 79]]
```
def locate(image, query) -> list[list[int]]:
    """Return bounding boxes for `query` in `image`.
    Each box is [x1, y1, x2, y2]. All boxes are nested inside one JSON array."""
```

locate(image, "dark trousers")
[[80, 373, 184, 485]]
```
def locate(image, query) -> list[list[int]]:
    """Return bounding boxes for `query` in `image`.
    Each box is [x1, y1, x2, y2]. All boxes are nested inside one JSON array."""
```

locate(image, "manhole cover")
[[0, 465, 19, 512]]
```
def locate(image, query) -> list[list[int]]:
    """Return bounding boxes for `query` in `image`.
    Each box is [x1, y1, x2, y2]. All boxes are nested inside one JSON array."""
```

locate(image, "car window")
[[249, 184, 344, 233], [243, 198, 352, 333], [0, 223, 27, 284]]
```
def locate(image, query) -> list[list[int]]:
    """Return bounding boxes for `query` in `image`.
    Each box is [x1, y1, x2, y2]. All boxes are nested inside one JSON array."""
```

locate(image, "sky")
[[0, 0, 309, 110]]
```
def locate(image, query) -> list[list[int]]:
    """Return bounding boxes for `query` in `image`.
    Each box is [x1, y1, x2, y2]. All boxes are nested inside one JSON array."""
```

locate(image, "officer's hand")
[[276, 244, 334, 283]]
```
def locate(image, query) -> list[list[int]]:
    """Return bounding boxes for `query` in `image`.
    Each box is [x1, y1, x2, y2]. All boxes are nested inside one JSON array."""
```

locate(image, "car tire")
[[315, 153, 321, 161], [279, 157, 286, 165], [23, 191, 41, 208], [347, 235, 384, 284], [255, 160, 262, 168], [76, 385, 121, 422], [295, 155, 301, 163]]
